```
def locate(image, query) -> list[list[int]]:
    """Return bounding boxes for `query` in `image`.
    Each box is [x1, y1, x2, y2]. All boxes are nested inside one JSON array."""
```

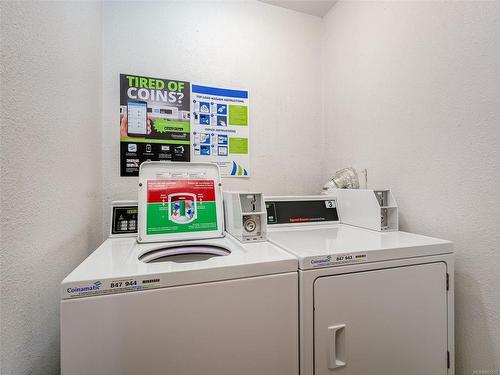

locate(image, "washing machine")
[[60, 163, 298, 375], [266, 195, 454, 375]]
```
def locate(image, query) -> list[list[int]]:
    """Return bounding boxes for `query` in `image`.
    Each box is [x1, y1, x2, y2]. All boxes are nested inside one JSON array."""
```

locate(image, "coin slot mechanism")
[[223, 192, 267, 242]]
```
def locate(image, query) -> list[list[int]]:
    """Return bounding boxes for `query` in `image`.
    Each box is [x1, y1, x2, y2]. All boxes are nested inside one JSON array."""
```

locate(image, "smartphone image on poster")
[[127, 101, 147, 137]]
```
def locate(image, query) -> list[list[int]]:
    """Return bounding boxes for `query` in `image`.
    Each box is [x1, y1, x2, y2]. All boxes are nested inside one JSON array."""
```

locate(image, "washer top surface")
[[61, 234, 296, 299], [267, 224, 453, 270]]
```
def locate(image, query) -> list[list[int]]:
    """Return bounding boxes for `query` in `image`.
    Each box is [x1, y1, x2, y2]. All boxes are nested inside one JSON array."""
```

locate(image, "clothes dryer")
[[266, 195, 454, 375]]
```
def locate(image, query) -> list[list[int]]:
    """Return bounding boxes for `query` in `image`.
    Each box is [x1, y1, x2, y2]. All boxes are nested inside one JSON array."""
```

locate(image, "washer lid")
[[138, 162, 224, 243]]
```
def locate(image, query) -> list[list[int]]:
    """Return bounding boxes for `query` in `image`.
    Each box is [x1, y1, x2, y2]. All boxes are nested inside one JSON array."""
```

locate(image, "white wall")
[[0, 2, 102, 374], [101, 1, 323, 233], [2, 1, 499, 374], [322, 2, 500, 373]]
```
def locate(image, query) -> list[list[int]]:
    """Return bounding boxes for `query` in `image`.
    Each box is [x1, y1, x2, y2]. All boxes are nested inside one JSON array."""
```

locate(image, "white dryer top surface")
[[267, 224, 452, 270], [61, 235, 296, 299]]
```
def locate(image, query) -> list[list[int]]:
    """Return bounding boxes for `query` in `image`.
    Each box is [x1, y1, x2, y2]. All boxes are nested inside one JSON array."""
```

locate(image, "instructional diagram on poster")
[[119, 73, 250, 177], [190, 85, 250, 177]]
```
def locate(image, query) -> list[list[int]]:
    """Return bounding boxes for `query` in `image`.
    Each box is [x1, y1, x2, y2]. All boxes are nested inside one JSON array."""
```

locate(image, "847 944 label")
[[110, 280, 138, 288], [309, 253, 368, 267]]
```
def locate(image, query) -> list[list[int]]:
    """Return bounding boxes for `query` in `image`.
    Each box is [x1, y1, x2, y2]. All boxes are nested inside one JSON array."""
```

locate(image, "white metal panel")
[[298, 254, 454, 375], [61, 237, 297, 299], [268, 224, 452, 270], [336, 189, 399, 232], [61, 272, 298, 375], [314, 263, 448, 375]]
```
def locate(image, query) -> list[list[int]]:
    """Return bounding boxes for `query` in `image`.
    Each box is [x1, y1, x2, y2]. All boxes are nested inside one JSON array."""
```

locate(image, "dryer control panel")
[[265, 196, 339, 226]]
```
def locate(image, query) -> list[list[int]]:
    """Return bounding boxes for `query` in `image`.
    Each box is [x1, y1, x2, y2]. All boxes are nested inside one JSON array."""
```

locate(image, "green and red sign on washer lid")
[[138, 161, 224, 243], [146, 179, 218, 235]]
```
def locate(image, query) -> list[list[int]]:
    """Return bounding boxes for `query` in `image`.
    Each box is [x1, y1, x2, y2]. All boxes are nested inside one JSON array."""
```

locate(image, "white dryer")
[[60, 163, 298, 375], [266, 195, 454, 375]]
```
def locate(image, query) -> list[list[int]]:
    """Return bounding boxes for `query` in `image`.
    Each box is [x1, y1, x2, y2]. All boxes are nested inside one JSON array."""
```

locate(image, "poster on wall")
[[190, 85, 250, 177], [119, 74, 250, 177], [119, 74, 191, 176]]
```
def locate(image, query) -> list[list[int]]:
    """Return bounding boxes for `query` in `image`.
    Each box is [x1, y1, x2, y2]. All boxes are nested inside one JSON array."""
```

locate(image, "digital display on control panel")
[[266, 200, 338, 225], [112, 206, 138, 234]]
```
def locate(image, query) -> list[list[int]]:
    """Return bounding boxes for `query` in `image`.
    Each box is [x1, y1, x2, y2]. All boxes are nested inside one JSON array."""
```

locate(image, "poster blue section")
[[192, 85, 249, 99]]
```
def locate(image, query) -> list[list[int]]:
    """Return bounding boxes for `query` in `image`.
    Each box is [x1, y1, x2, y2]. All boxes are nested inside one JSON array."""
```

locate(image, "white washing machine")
[[60, 163, 298, 375], [266, 195, 454, 375]]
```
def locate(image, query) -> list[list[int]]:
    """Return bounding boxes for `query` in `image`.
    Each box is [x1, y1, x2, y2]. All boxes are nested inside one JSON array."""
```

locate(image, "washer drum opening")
[[139, 245, 231, 263]]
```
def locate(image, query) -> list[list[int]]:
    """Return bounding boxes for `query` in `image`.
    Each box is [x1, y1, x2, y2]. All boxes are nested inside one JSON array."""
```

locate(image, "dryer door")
[[314, 263, 448, 375]]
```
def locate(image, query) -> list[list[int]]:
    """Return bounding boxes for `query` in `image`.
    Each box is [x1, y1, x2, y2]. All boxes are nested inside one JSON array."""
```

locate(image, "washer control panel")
[[110, 201, 138, 237]]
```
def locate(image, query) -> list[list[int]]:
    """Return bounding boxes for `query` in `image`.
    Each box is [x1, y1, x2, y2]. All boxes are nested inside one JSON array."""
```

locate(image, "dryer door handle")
[[328, 324, 346, 369]]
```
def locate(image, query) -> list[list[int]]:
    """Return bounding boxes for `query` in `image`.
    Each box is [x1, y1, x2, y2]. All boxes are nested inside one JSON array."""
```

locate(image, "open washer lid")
[[138, 161, 224, 243]]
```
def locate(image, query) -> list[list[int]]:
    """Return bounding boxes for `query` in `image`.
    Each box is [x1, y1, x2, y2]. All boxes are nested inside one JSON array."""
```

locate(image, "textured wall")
[[101, 1, 323, 234], [2, 1, 500, 374], [0, 2, 102, 374], [322, 2, 500, 373]]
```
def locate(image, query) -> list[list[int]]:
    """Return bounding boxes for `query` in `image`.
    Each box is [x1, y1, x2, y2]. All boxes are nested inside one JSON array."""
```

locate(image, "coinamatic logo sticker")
[[310, 255, 333, 266], [66, 281, 102, 294], [310, 254, 368, 267]]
